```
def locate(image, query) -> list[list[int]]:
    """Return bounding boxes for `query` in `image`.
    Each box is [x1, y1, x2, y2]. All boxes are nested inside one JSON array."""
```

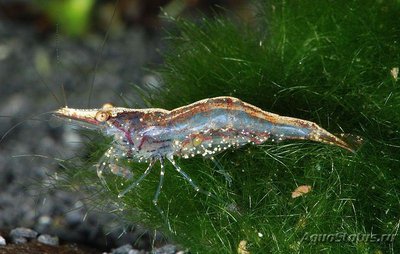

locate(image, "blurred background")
[[0, 0, 252, 252]]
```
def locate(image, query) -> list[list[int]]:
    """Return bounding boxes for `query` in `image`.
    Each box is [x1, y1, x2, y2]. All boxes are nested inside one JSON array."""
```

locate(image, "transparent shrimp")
[[54, 96, 358, 206]]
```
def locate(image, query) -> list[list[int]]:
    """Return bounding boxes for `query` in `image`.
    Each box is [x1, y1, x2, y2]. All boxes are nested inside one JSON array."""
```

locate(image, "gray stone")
[[37, 234, 59, 246], [10, 227, 38, 239], [112, 244, 133, 254], [0, 235, 6, 245], [153, 244, 177, 254], [12, 237, 27, 244]]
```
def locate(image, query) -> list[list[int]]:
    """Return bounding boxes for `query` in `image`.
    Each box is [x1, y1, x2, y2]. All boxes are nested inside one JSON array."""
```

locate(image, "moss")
[[61, 0, 400, 253]]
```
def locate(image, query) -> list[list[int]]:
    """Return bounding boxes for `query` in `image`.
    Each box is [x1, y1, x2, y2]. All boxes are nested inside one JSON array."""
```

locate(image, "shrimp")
[[54, 96, 354, 205]]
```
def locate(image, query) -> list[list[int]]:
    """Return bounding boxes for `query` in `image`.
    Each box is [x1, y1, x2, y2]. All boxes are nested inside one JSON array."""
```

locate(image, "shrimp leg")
[[153, 157, 165, 206], [153, 157, 173, 231], [96, 161, 109, 188], [97, 147, 114, 188], [98, 147, 132, 182], [167, 155, 213, 197], [210, 156, 232, 186], [118, 159, 156, 198]]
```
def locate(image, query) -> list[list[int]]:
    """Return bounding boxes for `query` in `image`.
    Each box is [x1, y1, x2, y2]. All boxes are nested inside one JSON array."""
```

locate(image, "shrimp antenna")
[[0, 112, 54, 144], [55, 22, 68, 107], [0, 3, 62, 106], [87, 0, 120, 107], [34, 64, 63, 107], [61, 83, 68, 108]]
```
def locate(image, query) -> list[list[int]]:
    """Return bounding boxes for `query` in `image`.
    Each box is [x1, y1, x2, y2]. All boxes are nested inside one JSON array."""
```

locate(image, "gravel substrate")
[[0, 19, 179, 253], [0, 227, 183, 253]]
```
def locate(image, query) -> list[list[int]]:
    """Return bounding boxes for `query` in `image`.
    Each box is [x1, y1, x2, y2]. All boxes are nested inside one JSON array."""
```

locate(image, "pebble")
[[0, 235, 6, 246], [153, 244, 177, 254], [112, 244, 133, 254], [10, 227, 38, 244], [38, 234, 59, 246], [12, 237, 27, 244], [10, 227, 38, 239]]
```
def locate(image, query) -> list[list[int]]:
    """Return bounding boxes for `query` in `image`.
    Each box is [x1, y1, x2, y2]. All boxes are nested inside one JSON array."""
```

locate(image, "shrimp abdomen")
[[165, 97, 354, 154]]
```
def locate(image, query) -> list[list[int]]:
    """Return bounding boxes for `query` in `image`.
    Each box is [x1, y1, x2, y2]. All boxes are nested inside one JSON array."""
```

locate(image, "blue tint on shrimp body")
[[105, 108, 313, 161], [166, 108, 312, 142]]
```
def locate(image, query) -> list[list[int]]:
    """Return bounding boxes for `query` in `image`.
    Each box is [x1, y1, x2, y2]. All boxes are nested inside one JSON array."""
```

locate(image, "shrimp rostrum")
[[55, 96, 354, 204]]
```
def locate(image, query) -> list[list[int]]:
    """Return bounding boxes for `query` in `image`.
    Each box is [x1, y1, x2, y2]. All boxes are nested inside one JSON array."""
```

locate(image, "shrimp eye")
[[102, 103, 114, 109], [95, 111, 110, 122]]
